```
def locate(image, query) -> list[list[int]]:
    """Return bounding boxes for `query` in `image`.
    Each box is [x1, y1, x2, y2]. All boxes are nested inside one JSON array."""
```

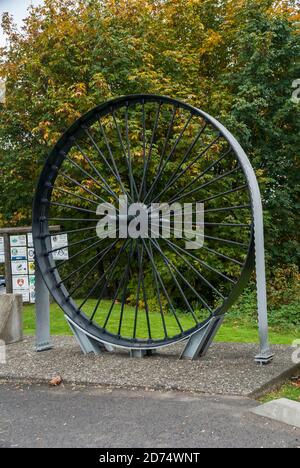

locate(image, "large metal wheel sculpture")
[[33, 94, 256, 351]]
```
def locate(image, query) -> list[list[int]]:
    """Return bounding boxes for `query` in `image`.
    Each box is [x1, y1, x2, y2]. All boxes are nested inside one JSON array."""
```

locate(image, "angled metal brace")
[[65, 316, 114, 355], [180, 316, 224, 360]]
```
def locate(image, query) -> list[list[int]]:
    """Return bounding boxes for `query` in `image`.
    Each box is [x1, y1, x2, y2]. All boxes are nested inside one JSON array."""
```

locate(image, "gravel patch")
[[0, 336, 299, 396]]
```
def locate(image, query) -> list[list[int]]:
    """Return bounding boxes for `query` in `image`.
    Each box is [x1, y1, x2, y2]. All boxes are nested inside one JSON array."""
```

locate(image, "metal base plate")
[[255, 353, 274, 365], [36, 342, 53, 352]]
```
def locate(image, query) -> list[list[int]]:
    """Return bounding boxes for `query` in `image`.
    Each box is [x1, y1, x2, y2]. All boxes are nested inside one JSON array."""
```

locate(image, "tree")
[[0, 0, 299, 274]]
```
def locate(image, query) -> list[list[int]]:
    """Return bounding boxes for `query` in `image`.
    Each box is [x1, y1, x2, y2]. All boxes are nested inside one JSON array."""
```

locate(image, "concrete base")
[[251, 398, 300, 428], [0, 294, 23, 344]]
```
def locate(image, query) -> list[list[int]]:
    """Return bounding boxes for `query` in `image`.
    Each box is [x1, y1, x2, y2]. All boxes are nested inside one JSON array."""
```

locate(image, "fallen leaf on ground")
[[291, 376, 300, 388], [49, 375, 62, 386]]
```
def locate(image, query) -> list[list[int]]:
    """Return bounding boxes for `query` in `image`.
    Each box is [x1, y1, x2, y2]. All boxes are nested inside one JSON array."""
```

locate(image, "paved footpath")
[[0, 381, 300, 448]]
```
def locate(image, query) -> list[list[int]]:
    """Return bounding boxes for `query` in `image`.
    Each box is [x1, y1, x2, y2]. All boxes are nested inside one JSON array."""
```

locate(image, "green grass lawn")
[[259, 383, 300, 403], [23, 300, 300, 344]]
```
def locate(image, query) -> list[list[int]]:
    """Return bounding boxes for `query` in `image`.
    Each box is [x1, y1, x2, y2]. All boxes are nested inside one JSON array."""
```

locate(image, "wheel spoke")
[[144, 105, 177, 204], [169, 166, 241, 204], [133, 240, 143, 339], [150, 221, 248, 249], [152, 135, 222, 203], [90, 240, 132, 323], [64, 153, 120, 205], [48, 233, 99, 254], [138, 99, 147, 200], [48, 201, 97, 215], [43, 225, 99, 237], [146, 111, 194, 202], [98, 119, 132, 201], [165, 147, 232, 205], [50, 185, 100, 206], [67, 242, 118, 297], [58, 171, 109, 205], [137, 241, 152, 339], [102, 256, 132, 329], [147, 240, 168, 339], [112, 109, 139, 199], [59, 246, 110, 290], [198, 184, 248, 204], [160, 236, 234, 287], [141, 238, 184, 333], [151, 125, 212, 203], [55, 235, 117, 269], [78, 239, 128, 311], [125, 104, 139, 200], [47, 217, 100, 222], [150, 237, 212, 313], [151, 239, 198, 324], [139, 102, 162, 200], [71, 139, 121, 203], [117, 240, 134, 336], [83, 126, 130, 200]]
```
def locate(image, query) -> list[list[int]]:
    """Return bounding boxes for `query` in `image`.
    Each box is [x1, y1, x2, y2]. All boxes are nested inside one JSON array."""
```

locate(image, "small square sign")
[[12, 275, 29, 291], [28, 248, 35, 261], [51, 234, 69, 261], [11, 246, 27, 261], [29, 275, 35, 291], [27, 233, 33, 247], [11, 260, 28, 275], [28, 262, 35, 275], [10, 235, 27, 247], [19, 290, 30, 302], [29, 291, 36, 303], [29, 275, 35, 303]]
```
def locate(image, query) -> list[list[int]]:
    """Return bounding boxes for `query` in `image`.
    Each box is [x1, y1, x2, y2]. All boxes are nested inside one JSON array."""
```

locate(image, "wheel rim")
[[33, 94, 255, 349]]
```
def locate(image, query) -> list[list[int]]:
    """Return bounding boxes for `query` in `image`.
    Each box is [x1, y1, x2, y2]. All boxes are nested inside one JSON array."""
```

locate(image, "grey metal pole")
[[35, 262, 52, 351], [3, 233, 12, 293], [252, 194, 274, 364]]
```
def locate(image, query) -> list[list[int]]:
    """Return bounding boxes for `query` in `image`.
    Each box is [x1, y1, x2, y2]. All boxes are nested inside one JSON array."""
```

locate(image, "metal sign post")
[[3, 233, 13, 293], [0, 226, 61, 352], [35, 262, 52, 351]]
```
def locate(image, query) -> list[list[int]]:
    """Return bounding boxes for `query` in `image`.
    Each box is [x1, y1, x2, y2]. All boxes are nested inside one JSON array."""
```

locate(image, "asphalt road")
[[0, 381, 300, 448]]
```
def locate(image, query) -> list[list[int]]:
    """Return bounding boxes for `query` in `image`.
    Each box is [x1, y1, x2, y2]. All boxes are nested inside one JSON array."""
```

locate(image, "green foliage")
[[0, 0, 299, 308], [229, 283, 300, 329], [218, 6, 300, 266]]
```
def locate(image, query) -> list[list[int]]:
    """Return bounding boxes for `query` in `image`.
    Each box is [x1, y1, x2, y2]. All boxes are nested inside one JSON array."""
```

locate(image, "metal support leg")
[[252, 186, 274, 364], [35, 263, 52, 352], [180, 316, 224, 360], [129, 349, 156, 358], [65, 316, 114, 355]]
